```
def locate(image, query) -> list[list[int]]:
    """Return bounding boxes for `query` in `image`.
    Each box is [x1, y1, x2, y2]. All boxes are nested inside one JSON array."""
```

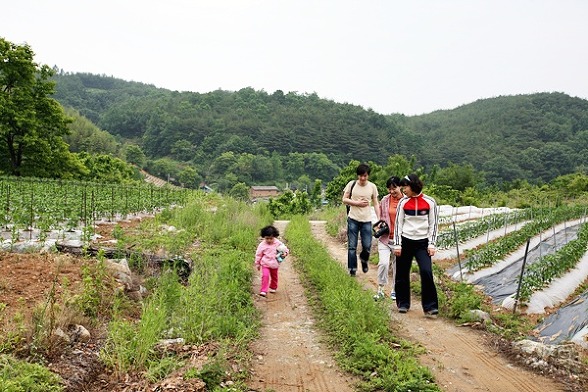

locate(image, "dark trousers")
[[395, 237, 439, 312]]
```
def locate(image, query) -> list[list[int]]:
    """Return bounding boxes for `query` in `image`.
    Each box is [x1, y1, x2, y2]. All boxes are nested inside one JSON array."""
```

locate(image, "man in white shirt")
[[342, 163, 381, 276]]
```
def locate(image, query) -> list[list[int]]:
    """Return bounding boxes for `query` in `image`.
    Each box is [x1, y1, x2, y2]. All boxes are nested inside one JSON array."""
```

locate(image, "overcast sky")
[[4, 0, 588, 115]]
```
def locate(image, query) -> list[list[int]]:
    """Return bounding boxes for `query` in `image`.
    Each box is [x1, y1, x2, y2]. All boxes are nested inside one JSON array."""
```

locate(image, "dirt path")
[[308, 220, 566, 392], [248, 220, 357, 392]]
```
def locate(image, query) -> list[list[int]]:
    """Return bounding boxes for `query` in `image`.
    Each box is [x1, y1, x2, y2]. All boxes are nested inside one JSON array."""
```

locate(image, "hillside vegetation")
[[404, 93, 588, 183], [52, 72, 588, 190], [4, 35, 587, 196]]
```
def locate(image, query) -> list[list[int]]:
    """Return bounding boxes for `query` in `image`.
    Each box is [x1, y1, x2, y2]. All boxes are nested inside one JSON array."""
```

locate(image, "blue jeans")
[[347, 217, 373, 273]]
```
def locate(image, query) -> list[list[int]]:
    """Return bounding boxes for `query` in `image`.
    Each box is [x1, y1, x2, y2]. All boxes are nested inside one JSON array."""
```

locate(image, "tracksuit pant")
[[395, 237, 438, 312]]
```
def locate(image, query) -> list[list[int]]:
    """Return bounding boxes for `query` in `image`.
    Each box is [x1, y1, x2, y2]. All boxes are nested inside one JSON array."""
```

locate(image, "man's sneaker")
[[425, 309, 439, 317], [349, 269, 357, 277], [390, 291, 396, 300], [398, 307, 408, 313], [259, 292, 267, 297], [269, 289, 277, 293], [373, 291, 385, 301], [361, 260, 369, 273]]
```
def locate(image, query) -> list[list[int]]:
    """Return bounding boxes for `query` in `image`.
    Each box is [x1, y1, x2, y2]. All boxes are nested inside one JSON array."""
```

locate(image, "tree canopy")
[[0, 38, 84, 178], [3, 38, 588, 195], [51, 71, 588, 189]]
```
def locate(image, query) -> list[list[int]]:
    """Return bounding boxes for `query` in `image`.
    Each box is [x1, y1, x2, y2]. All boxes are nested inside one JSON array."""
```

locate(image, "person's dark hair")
[[386, 176, 401, 188], [356, 163, 371, 176], [260, 225, 280, 238], [398, 173, 423, 194]]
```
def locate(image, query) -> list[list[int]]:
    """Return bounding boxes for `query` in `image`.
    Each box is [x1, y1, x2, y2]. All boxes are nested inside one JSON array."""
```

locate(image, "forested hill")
[[52, 72, 588, 186], [52, 72, 405, 168], [402, 93, 588, 183]]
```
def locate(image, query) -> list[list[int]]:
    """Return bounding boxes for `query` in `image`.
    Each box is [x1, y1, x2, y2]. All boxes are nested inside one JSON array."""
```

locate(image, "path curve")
[[309, 220, 565, 392]]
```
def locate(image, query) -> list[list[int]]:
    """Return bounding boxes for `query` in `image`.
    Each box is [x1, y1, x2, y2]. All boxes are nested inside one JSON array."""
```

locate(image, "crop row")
[[519, 222, 588, 302], [464, 206, 587, 271], [436, 209, 533, 249], [0, 176, 192, 232]]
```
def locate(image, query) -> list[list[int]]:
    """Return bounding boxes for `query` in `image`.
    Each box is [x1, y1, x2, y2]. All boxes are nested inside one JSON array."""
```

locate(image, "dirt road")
[[308, 220, 565, 392], [248, 220, 567, 391], [248, 220, 357, 391]]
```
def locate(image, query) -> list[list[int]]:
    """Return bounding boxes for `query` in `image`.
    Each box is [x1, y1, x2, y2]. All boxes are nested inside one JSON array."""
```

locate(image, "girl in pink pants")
[[255, 225, 289, 297]]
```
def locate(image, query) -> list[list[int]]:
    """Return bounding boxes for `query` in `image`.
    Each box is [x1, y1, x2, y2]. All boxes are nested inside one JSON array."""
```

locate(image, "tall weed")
[[75, 254, 116, 318], [102, 195, 266, 382], [101, 270, 182, 373]]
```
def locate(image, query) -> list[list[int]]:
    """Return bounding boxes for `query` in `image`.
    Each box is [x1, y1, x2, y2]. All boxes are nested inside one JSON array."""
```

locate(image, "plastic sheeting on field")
[[522, 252, 588, 313], [443, 217, 588, 347], [437, 205, 514, 224], [471, 222, 583, 305], [532, 292, 588, 348]]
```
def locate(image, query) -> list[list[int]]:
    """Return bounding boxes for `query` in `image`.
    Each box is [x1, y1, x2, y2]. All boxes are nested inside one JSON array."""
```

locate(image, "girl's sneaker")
[[269, 289, 277, 293], [373, 291, 385, 301], [390, 291, 396, 300], [259, 292, 267, 297]]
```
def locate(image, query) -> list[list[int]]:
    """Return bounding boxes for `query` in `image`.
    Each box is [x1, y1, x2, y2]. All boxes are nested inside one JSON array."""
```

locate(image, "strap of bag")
[[346, 180, 357, 214]]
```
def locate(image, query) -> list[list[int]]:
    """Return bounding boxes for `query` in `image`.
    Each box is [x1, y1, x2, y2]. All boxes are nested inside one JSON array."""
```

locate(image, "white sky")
[[4, 0, 588, 115]]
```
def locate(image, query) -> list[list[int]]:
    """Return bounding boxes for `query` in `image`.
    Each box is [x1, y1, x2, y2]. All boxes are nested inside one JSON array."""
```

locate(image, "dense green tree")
[[228, 182, 250, 201], [481, 156, 526, 185], [76, 152, 138, 183], [124, 144, 147, 168], [305, 153, 339, 182], [323, 160, 387, 205], [283, 153, 306, 182], [251, 154, 278, 183], [550, 173, 588, 196], [50, 70, 588, 187], [434, 163, 479, 191], [170, 139, 195, 161], [209, 152, 238, 178], [381, 155, 419, 181], [146, 157, 180, 182], [215, 172, 239, 193], [64, 107, 119, 155], [310, 179, 323, 208], [177, 166, 201, 189], [267, 190, 312, 217], [233, 153, 256, 183], [0, 38, 84, 178], [295, 174, 313, 193], [404, 92, 588, 184]]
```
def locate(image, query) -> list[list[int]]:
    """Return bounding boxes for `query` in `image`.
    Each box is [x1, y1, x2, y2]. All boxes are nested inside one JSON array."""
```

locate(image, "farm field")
[[0, 181, 587, 391]]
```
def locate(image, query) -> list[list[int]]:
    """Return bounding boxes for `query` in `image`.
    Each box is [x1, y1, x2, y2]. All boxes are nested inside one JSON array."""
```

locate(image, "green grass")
[[286, 216, 441, 392], [100, 195, 271, 384], [0, 354, 63, 392]]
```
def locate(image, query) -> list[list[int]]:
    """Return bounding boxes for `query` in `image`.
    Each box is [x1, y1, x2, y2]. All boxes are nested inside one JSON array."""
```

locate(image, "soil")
[[248, 221, 357, 392], [248, 220, 571, 392], [0, 253, 83, 321], [1, 218, 585, 391]]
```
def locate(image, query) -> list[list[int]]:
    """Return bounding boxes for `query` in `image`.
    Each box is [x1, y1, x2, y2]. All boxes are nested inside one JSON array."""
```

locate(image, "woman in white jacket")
[[393, 174, 439, 316]]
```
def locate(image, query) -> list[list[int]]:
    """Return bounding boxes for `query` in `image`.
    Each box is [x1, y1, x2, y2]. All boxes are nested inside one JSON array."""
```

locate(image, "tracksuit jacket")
[[393, 193, 439, 249]]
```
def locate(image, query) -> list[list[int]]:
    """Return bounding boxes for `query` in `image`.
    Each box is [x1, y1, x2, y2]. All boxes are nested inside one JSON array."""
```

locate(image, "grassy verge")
[[285, 216, 440, 392], [96, 196, 274, 390]]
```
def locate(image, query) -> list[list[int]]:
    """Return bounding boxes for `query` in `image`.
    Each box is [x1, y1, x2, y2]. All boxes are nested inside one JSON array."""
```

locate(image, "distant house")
[[249, 185, 280, 200]]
